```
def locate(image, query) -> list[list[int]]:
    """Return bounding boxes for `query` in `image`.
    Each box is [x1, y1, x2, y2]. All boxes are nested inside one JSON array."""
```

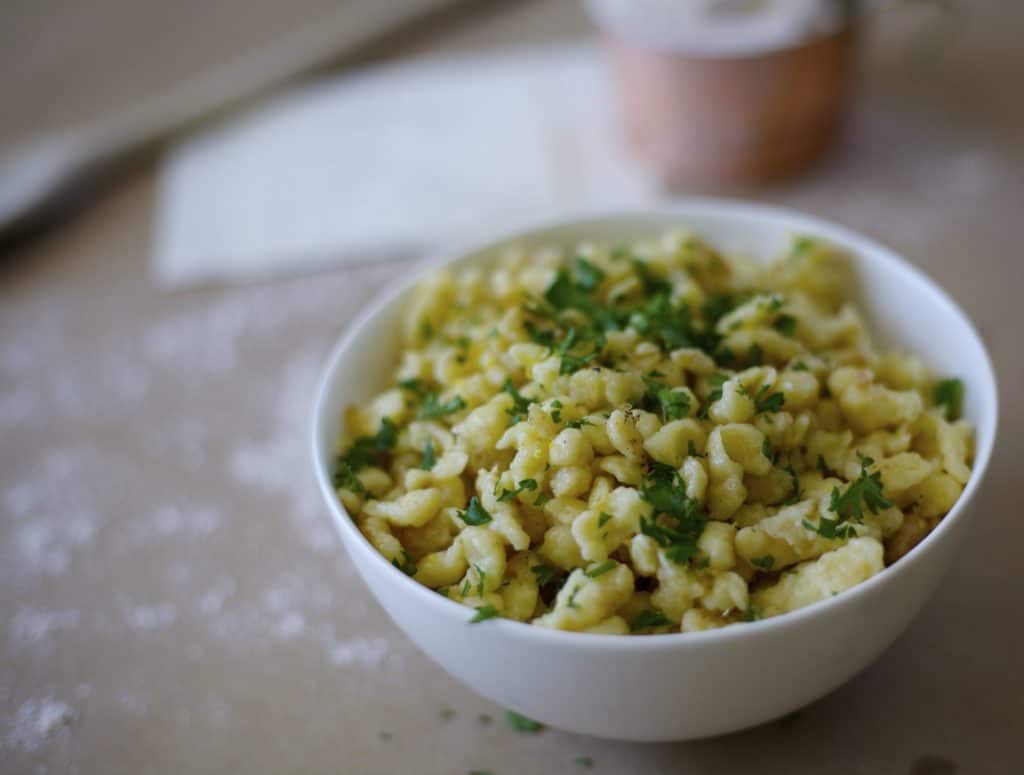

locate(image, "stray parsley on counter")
[[505, 711, 543, 733]]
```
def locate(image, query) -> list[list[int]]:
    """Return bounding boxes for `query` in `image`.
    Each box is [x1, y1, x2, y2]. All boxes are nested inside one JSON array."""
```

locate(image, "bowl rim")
[[311, 197, 999, 651]]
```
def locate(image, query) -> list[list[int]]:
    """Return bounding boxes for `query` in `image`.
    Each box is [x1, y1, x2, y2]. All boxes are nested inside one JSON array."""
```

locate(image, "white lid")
[[584, 0, 850, 57]]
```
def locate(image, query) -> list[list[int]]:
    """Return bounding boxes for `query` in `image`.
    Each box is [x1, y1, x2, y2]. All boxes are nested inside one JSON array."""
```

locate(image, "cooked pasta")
[[331, 230, 974, 634]]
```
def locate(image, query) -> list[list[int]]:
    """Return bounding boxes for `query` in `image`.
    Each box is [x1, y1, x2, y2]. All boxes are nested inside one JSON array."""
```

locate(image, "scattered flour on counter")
[[228, 345, 339, 555], [2, 698, 76, 753], [325, 635, 390, 669], [122, 602, 177, 633], [116, 501, 223, 552], [8, 608, 80, 652]]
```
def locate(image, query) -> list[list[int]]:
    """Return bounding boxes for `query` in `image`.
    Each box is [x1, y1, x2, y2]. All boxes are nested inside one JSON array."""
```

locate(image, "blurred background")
[[1, 1, 1021, 773]]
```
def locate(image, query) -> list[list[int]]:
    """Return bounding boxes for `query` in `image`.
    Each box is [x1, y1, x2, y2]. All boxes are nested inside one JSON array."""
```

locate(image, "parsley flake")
[[531, 564, 560, 588], [497, 479, 538, 502], [629, 609, 671, 632], [417, 392, 467, 420], [392, 550, 417, 576], [505, 711, 543, 733], [420, 438, 436, 471], [458, 497, 493, 526], [753, 384, 785, 414], [750, 554, 775, 570], [469, 604, 501, 623], [597, 512, 613, 528], [828, 455, 892, 521], [933, 377, 964, 420], [585, 561, 616, 578], [639, 463, 706, 565]]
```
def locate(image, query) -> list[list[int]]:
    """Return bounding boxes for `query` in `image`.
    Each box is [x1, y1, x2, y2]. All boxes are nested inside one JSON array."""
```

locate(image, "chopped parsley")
[[573, 256, 606, 290], [469, 604, 501, 623], [642, 377, 691, 420], [530, 564, 560, 588], [762, 437, 777, 464], [566, 417, 593, 429], [502, 379, 535, 425], [753, 384, 785, 414], [772, 314, 798, 337], [392, 550, 417, 576], [533, 492, 553, 507], [741, 603, 760, 622], [828, 455, 892, 521], [792, 361, 810, 372], [750, 554, 775, 570], [420, 438, 436, 470], [566, 585, 583, 609], [803, 516, 859, 540], [497, 479, 538, 502], [639, 463, 706, 565], [687, 440, 702, 458], [397, 377, 429, 397], [417, 392, 467, 420], [817, 454, 830, 477], [782, 465, 802, 505], [585, 561, 617, 578], [629, 609, 671, 632], [505, 711, 543, 733], [597, 512, 613, 528], [556, 326, 605, 375], [697, 373, 728, 418], [933, 377, 964, 421], [333, 418, 398, 490], [575, 757, 594, 769], [458, 497, 493, 526]]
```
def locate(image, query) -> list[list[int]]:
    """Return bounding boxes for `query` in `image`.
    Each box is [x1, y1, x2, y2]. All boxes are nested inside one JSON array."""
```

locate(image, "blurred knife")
[[0, 0, 479, 249]]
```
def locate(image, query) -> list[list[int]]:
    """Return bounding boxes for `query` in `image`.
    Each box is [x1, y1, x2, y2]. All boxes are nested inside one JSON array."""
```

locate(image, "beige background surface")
[[1, 1, 1022, 773]]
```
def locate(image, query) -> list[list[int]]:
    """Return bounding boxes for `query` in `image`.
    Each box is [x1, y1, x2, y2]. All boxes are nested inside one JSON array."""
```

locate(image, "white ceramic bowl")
[[312, 201, 997, 741]]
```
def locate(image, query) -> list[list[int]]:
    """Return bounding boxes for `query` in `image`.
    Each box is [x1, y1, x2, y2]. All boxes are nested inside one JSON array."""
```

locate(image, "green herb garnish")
[[751, 555, 775, 570], [497, 479, 538, 502], [459, 496, 493, 526], [753, 384, 785, 414], [772, 315, 798, 337], [420, 438, 436, 470], [782, 465, 802, 505], [392, 550, 417, 576], [639, 462, 705, 565], [469, 604, 501, 623], [629, 609, 671, 632], [531, 564, 560, 587], [333, 418, 399, 490], [933, 377, 964, 420], [502, 379, 535, 425], [828, 455, 892, 521], [597, 512, 613, 528], [418, 392, 467, 420], [642, 377, 691, 420], [505, 711, 543, 733], [585, 561, 616, 578]]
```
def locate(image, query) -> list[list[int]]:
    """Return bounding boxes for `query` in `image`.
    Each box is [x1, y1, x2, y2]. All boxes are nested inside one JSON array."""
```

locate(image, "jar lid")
[[584, 0, 852, 57]]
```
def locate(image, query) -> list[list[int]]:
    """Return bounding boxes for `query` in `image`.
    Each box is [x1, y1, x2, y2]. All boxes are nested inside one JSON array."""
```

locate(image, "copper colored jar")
[[602, 26, 855, 188]]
